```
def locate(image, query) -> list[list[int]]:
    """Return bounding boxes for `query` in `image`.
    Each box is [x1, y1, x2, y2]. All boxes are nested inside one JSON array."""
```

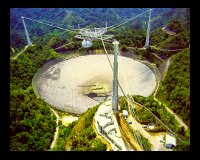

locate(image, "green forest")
[[64, 104, 107, 151], [132, 96, 180, 133], [10, 45, 59, 151], [150, 20, 190, 50], [156, 49, 190, 127], [51, 121, 77, 151], [10, 8, 190, 151], [132, 95, 190, 151], [10, 8, 190, 50], [50, 104, 107, 151]]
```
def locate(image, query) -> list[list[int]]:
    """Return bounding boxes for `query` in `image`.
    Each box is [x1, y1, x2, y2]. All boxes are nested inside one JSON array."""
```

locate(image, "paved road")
[[165, 105, 189, 130], [150, 45, 184, 52], [50, 108, 60, 149], [162, 26, 176, 36], [151, 52, 164, 61], [126, 97, 168, 151], [12, 45, 28, 60], [54, 42, 73, 50], [154, 97, 188, 130], [127, 116, 168, 151]]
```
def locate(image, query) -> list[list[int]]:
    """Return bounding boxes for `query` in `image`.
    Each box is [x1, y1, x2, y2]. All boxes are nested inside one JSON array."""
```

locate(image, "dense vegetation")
[[114, 29, 146, 48], [156, 49, 190, 127], [119, 113, 151, 151], [10, 8, 190, 151], [64, 105, 107, 151], [174, 129, 190, 151], [52, 121, 77, 151], [10, 8, 190, 50], [150, 20, 190, 50], [10, 8, 171, 32], [132, 95, 180, 133], [118, 97, 151, 150], [10, 45, 59, 151], [119, 96, 129, 112], [132, 130, 151, 151], [119, 94, 190, 151], [10, 8, 190, 65], [132, 95, 190, 151]]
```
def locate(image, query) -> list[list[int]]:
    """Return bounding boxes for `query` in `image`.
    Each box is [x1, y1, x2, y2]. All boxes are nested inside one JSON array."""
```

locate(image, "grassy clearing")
[[64, 104, 107, 151]]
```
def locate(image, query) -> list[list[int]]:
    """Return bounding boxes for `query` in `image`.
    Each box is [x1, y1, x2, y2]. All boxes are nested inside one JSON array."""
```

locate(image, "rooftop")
[[95, 115, 112, 127], [122, 110, 128, 116], [166, 134, 176, 146], [104, 125, 116, 134]]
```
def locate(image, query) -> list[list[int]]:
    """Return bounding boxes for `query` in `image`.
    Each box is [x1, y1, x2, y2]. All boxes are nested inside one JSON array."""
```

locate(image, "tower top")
[[113, 40, 119, 45]]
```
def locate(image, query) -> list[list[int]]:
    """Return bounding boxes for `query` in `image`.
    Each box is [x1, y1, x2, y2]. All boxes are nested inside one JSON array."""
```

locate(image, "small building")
[[122, 110, 128, 118], [165, 134, 176, 149], [148, 125, 155, 130], [104, 125, 116, 135]]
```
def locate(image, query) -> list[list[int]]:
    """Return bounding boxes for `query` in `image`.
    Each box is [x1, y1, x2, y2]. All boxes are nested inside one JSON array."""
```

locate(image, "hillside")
[[10, 8, 190, 151], [156, 49, 190, 127], [10, 8, 190, 49], [64, 105, 107, 151], [10, 45, 59, 151], [150, 20, 190, 50], [10, 8, 171, 29]]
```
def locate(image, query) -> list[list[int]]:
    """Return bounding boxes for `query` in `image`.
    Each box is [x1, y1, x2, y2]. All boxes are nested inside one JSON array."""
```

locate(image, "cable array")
[[10, 19, 21, 35], [22, 16, 76, 33], [100, 35, 181, 144], [107, 9, 151, 30], [12, 9, 182, 145]]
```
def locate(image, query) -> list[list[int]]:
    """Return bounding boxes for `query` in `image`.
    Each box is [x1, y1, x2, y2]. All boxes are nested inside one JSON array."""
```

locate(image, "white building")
[[94, 100, 127, 151], [148, 125, 155, 130], [122, 110, 128, 118], [165, 134, 176, 149]]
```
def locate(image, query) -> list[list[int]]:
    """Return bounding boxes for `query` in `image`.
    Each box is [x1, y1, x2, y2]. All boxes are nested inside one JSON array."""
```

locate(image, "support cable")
[[100, 35, 128, 98], [10, 18, 21, 35], [54, 42, 74, 50], [22, 17, 32, 46], [129, 95, 182, 141], [101, 34, 181, 143], [107, 9, 151, 30], [22, 16, 76, 33], [145, 9, 151, 48]]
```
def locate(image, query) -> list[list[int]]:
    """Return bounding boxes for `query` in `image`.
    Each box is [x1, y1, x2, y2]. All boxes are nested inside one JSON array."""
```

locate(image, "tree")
[[121, 44, 128, 52], [10, 44, 58, 151]]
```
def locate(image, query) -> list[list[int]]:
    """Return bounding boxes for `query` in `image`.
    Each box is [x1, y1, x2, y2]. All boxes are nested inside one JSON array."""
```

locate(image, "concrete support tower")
[[21, 16, 32, 46], [145, 9, 152, 48], [112, 40, 119, 112]]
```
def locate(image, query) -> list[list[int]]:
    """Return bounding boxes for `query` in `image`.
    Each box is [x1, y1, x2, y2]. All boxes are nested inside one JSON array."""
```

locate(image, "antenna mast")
[[112, 40, 119, 113], [21, 16, 32, 46], [145, 9, 152, 48]]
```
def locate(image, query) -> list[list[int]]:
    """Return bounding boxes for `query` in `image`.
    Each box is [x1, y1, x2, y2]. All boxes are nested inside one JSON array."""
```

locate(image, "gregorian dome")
[[82, 39, 92, 48]]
